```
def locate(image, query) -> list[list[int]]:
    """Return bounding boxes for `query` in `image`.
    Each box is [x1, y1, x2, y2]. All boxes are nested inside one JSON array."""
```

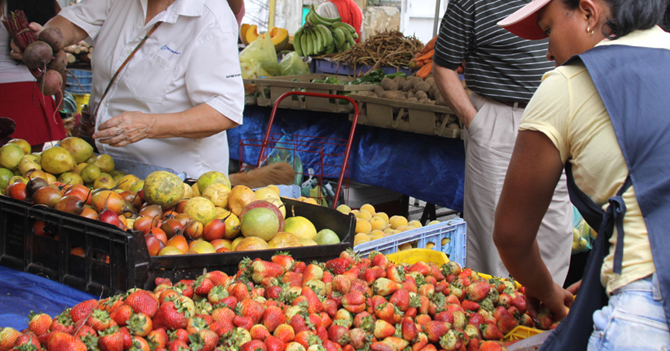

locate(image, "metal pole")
[[432, 0, 442, 37], [268, 0, 276, 29]]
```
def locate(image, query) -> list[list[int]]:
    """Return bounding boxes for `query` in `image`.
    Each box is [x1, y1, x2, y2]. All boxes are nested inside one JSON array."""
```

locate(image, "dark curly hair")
[[562, 0, 667, 39], [6, 0, 58, 26]]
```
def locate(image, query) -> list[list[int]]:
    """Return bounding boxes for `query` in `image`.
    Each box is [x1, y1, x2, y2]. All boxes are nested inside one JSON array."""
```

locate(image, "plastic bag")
[[240, 59, 269, 79], [239, 34, 278, 77], [572, 207, 594, 254], [278, 52, 310, 76], [260, 130, 303, 185]]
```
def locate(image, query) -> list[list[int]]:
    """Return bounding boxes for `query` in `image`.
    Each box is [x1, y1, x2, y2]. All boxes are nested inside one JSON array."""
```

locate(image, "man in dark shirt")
[[433, 0, 573, 283]]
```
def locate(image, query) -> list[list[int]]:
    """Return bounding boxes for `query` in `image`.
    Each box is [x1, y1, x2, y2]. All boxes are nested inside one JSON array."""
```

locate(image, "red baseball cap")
[[498, 0, 552, 40]]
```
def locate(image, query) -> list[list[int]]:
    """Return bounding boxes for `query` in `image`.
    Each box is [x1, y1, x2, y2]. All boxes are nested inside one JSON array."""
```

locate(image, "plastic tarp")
[[228, 105, 465, 212], [0, 265, 97, 330]]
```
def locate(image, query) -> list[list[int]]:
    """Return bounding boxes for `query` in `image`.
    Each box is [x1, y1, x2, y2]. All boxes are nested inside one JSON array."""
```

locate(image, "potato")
[[429, 86, 441, 100], [393, 76, 406, 87], [436, 96, 447, 106], [407, 97, 419, 103], [414, 81, 431, 93], [402, 80, 416, 92], [374, 85, 385, 96], [381, 91, 399, 100], [381, 77, 398, 91], [415, 90, 428, 101], [425, 77, 435, 86]]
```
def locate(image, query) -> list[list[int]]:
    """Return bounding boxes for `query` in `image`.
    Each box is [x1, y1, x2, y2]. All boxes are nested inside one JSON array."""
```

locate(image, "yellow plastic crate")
[[72, 93, 90, 115], [386, 248, 450, 265], [504, 325, 544, 341]]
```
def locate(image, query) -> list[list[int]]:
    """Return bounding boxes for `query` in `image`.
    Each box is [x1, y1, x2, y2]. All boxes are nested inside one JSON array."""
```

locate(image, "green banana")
[[332, 27, 346, 47], [316, 24, 333, 48], [310, 29, 322, 55], [302, 29, 312, 56], [342, 42, 351, 51], [305, 9, 318, 25], [333, 21, 357, 34], [341, 27, 356, 46], [309, 4, 342, 25], [325, 42, 335, 55], [293, 27, 304, 57]]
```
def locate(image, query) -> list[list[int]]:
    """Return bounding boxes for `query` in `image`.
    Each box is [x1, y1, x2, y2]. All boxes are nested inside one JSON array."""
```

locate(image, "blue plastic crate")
[[65, 69, 92, 94], [313, 59, 413, 77], [354, 217, 467, 268]]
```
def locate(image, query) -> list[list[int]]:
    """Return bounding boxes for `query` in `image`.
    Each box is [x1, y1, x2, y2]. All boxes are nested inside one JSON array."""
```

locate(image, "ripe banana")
[[315, 24, 333, 48], [293, 28, 304, 57], [332, 28, 346, 47]]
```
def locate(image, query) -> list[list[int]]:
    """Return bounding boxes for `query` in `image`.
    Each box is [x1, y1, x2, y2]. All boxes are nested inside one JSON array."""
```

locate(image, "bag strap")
[[92, 22, 161, 116]]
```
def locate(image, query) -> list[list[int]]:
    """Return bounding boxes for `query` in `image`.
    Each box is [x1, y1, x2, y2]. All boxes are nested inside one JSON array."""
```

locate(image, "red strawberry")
[[466, 281, 490, 303], [210, 321, 234, 336], [341, 267, 360, 282], [264, 335, 285, 351], [240, 339, 267, 351], [99, 295, 125, 314], [12, 331, 40, 349], [302, 264, 324, 285], [323, 339, 343, 351], [186, 316, 209, 334], [167, 328, 189, 343], [119, 327, 133, 349], [479, 341, 504, 351], [462, 300, 480, 312], [349, 328, 372, 349], [153, 301, 189, 331], [273, 324, 295, 344], [339, 249, 359, 265], [48, 331, 87, 351], [418, 345, 437, 351], [194, 276, 214, 296], [293, 330, 315, 350], [414, 314, 432, 327], [497, 315, 517, 335], [434, 311, 454, 324], [98, 326, 123, 351], [127, 312, 152, 337], [510, 294, 527, 314], [417, 284, 434, 298], [49, 310, 74, 334], [389, 289, 410, 312], [293, 261, 307, 274], [110, 305, 134, 327], [261, 305, 286, 333], [369, 252, 390, 270], [250, 324, 271, 341], [372, 319, 395, 340], [236, 298, 265, 324], [74, 324, 97, 339], [467, 338, 480, 351], [165, 339, 188, 351], [27, 312, 52, 336], [519, 313, 534, 328], [401, 317, 418, 341], [86, 309, 115, 332], [322, 299, 338, 318], [212, 306, 236, 325], [374, 302, 395, 324], [468, 313, 485, 328], [130, 336, 151, 351], [331, 275, 351, 295], [205, 270, 228, 287], [407, 261, 430, 276], [341, 290, 366, 314], [480, 323, 504, 340], [424, 321, 450, 343], [252, 261, 285, 284], [195, 329, 219, 351], [229, 282, 251, 301], [272, 252, 295, 272], [70, 300, 98, 323], [301, 286, 323, 314], [439, 328, 468, 351], [464, 324, 481, 341], [361, 268, 378, 285], [372, 336, 409, 351], [125, 290, 159, 318], [233, 315, 255, 330], [452, 310, 467, 330], [328, 324, 350, 346], [326, 258, 351, 275]]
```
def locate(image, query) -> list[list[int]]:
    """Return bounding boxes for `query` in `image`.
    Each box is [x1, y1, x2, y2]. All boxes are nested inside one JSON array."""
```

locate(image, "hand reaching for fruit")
[[93, 111, 156, 147], [525, 281, 573, 323]]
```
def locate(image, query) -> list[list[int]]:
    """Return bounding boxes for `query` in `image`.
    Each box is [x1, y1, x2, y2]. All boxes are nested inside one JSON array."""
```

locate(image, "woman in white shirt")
[[13, 0, 245, 178]]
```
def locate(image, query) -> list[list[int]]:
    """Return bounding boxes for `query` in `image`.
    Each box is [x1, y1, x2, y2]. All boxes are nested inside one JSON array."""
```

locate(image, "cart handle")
[[258, 91, 359, 208]]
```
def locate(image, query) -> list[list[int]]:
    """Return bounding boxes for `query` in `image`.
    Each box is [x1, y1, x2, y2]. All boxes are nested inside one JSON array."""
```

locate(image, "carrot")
[[416, 50, 434, 62], [420, 36, 437, 54], [414, 61, 424, 69], [416, 61, 433, 79]]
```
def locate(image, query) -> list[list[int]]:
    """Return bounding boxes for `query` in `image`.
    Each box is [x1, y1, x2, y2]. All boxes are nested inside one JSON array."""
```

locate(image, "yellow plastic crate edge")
[[386, 248, 450, 265], [504, 325, 544, 341]]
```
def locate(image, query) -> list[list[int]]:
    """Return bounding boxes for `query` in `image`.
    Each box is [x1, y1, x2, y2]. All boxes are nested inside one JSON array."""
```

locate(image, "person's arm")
[[433, 64, 477, 128], [92, 104, 239, 147], [9, 17, 89, 60], [493, 130, 573, 320], [227, 0, 243, 15]]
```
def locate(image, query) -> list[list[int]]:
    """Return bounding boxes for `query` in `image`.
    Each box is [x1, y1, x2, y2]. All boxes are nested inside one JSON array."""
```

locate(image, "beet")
[[37, 70, 63, 96], [23, 41, 53, 70], [47, 50, 67, 73], [38, 27, 66, 52]]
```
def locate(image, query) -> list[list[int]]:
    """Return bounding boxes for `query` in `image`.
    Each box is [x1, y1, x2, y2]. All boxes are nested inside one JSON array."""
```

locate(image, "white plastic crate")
[[354, 218, 467, 267]]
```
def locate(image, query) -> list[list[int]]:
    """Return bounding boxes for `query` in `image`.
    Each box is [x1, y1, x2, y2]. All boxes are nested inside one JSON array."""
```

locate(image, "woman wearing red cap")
[[494, 0, 670, 349]]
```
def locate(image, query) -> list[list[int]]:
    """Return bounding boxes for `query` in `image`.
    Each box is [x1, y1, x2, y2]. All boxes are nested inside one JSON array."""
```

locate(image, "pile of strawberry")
[[0, 249, 557, 351]]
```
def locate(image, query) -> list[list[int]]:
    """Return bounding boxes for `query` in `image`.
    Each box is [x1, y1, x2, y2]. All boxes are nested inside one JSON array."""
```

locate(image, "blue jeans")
[[588, 274, 670, 350]]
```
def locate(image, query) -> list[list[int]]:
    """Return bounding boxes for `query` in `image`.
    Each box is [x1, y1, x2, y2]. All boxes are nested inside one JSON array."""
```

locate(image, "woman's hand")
[[9, 23, 44, 61], [93, 111, 156, 147], [526, 282, 574, 321]]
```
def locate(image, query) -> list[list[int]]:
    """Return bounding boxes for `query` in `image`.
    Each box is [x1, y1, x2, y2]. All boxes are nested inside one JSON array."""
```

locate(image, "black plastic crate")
[[0, 197, 354, 297]]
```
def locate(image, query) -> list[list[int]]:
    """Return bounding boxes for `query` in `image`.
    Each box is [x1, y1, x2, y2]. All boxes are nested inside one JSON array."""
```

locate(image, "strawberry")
[[388, 289, 410, 312], [466, 281, 490, 303], [510, 294, 527, 314], [302, 264, 324, 286], [417, 295, 430, 315], [98, 326, 123, 351], [48, 331, 87, 351], [229, 282, 251, 301], [361, 268, 378, 285], [331, 276, 351, 295], [326, 258, 350, 275], [273, 324, 295, 344], [240, 339, 268, 351], [411, 332, 429, 351], [167, 328, 189, 343], [341, 267, 360, 282], [205, 270, 228, 287], [418, 345, 437, 351], [74, 324, 97, 339], [252, 261, 285, 284], [320, 312, 333, 329], [99, 295, 125, 314], [293, 261, 307, 274], [127, 312, 152, 337], [186, 316, 209, 334], [333, 309, 353, 328], [27, 311, 52, 336], [429, 263, 445, 281], [301, 287, 323, 314], [349, 279, 369, 295], [250, 324, 271, 341], [424, 321, 450, 343], [234, 315, 255, 330], [462, 300, 480, 312], [70, 300, 99, 323], [12, 331, 40, 349], [87, 309, 115, 332], [519, 313, 534, 327], [372, 336, 409, 351], [323, 339, 342, 351], [212, 306, 236, 324], [328, 323, 350, 346], [452, 310, 467, 330], [479, 341, 504, 351], [176, 280, 195, 298], [153, 301, 189, 331], [434, 311, 454, 324], [322, 299, 338, 318], [468, 313, 485, 328], [341, 291, 366, 314], [236, 298, 266, 324], [373, 319, 395, 340], [369, 252, 390, 270], [193, 276, 214, 296], [272, 252, 295, 272], [147, 328, 168, 349], [417, 284, 434, 298], [414, 314, 432, 327], [157, 289, 180, 305], [439, 329, 467, 351], [261, 305, 286, 333], [480, 323, 504, 340], [49, 310, 74, 334], [125, 290, 159, 318], [339, 249, 359, 265], [467, 338, 480, 351], [464, 324, 481, 341], [196, 329, 219, 351], [165, 339, 188, 351], [400, 317, 418, 342], [218, 296, 239, 310], [129, 336, 151, 351], [407, 262, 431, 276], [352, 311, 374, 330], [110, 305, 133, 327], [375, 302, 395, 324], [497, 315, 517, 335], [425, 276, 437, 287], [210, 320, 234, 336], [265, 335, 285, 351], [293, 331, 314, 350]]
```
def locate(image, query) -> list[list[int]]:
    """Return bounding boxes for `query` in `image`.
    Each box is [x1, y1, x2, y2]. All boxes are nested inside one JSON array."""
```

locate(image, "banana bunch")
[[293, 5, 359, 57]]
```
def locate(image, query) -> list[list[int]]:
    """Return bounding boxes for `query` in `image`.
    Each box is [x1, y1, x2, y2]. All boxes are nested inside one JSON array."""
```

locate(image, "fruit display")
[[293, 5, 360, 57], [240, 24, 290, 53], [0, 250, 560, 351]]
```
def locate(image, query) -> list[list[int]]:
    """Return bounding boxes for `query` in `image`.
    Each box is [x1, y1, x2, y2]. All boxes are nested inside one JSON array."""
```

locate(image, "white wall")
[[400, 0, 448, 44]]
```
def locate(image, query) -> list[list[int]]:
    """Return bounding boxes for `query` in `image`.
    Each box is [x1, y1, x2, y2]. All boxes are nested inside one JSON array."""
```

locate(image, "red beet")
[[37, 70, 62, 96], [23, 41, 53, 70]]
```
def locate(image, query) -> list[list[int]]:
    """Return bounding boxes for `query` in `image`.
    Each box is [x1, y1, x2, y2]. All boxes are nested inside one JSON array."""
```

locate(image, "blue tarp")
[[228, 105, 466, 212], [0, 265, 97, 330]]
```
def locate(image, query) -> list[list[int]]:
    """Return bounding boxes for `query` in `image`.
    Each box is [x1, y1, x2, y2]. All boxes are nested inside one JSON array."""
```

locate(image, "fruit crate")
[[0, 197, 355, 297], [354, 218, 467, 268], [65, 69, 93, 94], [312, 59, 414, 77], [348, 93, 463, 138], [250, 74, 375, 113]]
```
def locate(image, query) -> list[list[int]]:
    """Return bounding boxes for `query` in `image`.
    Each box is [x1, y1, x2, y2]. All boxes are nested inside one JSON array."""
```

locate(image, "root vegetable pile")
[[0, 249, 561, 351], [2, 10, 66, 96], [320, 30, 424, 73]]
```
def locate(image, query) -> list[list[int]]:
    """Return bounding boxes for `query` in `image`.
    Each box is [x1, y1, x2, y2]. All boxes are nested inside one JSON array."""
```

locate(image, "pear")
[[93, 154, 115, 173], [41, 146, 75, 175], [58, 137, 94, 164]]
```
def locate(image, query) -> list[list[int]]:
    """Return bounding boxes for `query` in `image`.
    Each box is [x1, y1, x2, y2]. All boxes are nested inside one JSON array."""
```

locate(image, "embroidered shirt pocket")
[[125, 49, 176, 103]]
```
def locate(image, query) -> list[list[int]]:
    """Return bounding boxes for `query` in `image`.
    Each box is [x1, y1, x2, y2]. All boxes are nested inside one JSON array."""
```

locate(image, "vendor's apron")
[[541, 44, 670, 350]]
